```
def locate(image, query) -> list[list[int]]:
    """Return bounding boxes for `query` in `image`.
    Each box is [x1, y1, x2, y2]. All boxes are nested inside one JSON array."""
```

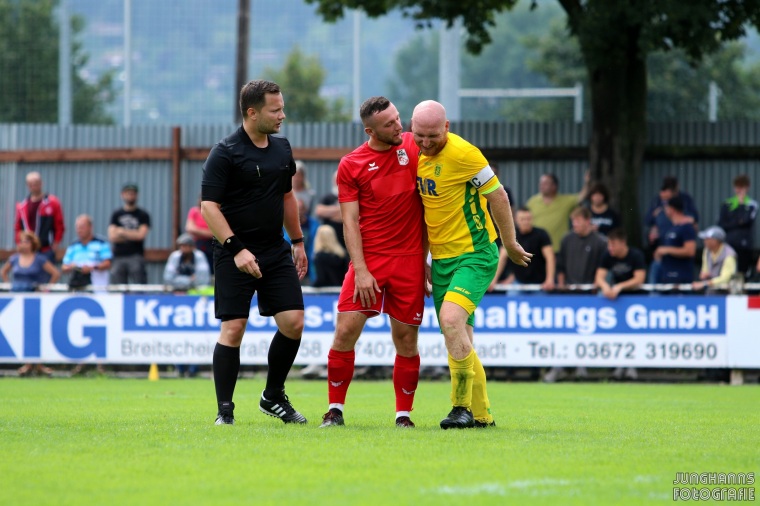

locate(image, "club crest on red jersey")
[[396, 149, 409, 166]]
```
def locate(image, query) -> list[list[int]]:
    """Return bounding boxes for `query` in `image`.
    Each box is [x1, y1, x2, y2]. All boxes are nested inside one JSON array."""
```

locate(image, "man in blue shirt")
[[62, 214, 113, 291], [644, 176, 699, 283], [653, 196, 697, 285]]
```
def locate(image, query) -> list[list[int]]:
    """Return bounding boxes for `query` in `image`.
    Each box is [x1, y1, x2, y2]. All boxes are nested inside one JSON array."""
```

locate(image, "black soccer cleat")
[[440, 406, 475, 429], [395, 416, 415, 428], [319, 408, 345, 428], [259, 391, 307, 424], [473, 419, 496, 428], [215, 401, 235, 425]]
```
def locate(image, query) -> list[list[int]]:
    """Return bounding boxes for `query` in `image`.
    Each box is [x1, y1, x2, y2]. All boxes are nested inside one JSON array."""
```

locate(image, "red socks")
[[327, 349, 355, 405], [328, 350, 420, 413], [393, 354, 420, 412]]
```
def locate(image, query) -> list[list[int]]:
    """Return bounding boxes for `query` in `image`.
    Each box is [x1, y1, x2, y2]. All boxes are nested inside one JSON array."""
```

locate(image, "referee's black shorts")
[[213, 240, 304, 321]]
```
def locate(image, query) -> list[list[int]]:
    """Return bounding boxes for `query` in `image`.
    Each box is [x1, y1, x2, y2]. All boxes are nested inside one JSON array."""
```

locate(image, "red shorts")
[[337, 252, 425, 326]]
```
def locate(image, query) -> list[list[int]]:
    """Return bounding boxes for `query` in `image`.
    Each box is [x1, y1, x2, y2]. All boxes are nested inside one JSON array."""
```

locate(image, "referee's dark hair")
[[240, 80, 281, 118], [359, 96, 391, 125]]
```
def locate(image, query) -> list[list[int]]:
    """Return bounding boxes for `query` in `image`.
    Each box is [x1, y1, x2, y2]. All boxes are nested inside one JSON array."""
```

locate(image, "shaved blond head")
[[411, 100, 447, 128], [411, 100, 450, 157]]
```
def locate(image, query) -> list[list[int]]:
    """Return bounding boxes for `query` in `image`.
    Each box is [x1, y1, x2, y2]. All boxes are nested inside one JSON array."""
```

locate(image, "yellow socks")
[[470, 351, 493, 424], [448, 349, 475, 408]]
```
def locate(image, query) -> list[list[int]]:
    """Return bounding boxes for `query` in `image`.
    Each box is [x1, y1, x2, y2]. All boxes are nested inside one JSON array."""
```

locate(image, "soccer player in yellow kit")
[[411, 100, 532, 429]]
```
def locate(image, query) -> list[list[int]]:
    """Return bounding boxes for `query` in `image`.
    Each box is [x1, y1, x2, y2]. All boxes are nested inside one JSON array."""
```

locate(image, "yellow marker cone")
[[148, 363, 159, 381]]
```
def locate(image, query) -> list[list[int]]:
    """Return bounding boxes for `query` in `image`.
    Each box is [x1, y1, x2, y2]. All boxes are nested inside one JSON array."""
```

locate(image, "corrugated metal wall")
[[2, 121, 759, 283], [646, 121, 760, 145], [454, 121, 592, 147]]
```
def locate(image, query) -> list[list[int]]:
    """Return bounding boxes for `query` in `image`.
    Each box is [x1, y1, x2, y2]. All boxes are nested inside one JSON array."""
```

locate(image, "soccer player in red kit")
[[319, 96, 426, 428]]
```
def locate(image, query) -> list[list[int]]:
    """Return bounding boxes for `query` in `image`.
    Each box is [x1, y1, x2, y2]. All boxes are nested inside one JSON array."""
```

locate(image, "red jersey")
[[337, 131, 423, 255]]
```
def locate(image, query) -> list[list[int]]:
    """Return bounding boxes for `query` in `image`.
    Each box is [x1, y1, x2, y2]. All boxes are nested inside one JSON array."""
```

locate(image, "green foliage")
[[649, 43, 760, 121], [0, 0, 115, 124], [388, 8, 760, 122], [387, 31, 439, 120], [388, 3, 566, 121], [558, 0, 760, 69], [264, 46, 350, 122], [0, 0, 59, 123], [306, 0, 760, 59], [2, 378, 758, 505], [307, 0, 760, 122], [529, 23, 760, 121], [305, 0, 521, 54]]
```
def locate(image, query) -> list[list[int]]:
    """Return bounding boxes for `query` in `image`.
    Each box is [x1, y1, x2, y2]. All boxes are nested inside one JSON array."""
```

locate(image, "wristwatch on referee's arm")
[[290, 237, 304, 246]]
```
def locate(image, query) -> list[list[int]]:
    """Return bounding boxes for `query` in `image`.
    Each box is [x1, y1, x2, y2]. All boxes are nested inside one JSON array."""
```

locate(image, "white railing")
[[0, 283, 343, 294], [459, 83, 584, 123], [490, 282, 760, 293]]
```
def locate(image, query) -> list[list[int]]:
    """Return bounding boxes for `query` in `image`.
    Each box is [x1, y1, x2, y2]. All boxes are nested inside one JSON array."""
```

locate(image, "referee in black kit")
[[201, 80, 308, 426]]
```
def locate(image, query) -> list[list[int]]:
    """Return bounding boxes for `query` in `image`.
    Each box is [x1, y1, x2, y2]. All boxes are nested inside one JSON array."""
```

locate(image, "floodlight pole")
[[352, 10, 361, 122], [234, 0, 250, 125], [708, 81, 720, 122], [123, 0, 132, 126], [58, 0, 71, 126], [439, 20, 461, 120]]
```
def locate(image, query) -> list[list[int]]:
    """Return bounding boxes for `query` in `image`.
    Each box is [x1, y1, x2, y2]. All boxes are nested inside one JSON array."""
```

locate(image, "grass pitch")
[[1, 377, 758, 505]]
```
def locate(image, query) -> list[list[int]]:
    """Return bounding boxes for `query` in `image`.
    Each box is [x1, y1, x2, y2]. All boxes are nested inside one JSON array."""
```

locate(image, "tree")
[[529, 22, 760, 122], [388, 3, 569, 121], [391, 15, 760, 123], [0, 0, 115, 124], [263, 46, 350, 122], [70, 15, 116, 124], [387, 31, 439, 120], [647, 43, 760, 121], [305, 0, 760, 241]]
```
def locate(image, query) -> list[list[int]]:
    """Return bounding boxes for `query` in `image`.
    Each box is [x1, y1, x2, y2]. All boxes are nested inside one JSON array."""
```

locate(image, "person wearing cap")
[[165, 234, 210, 378], [163, 233, 210, 292], [653, 195, 697, 285], [693, 226, 737, 293], [108, 183, 151, 285]]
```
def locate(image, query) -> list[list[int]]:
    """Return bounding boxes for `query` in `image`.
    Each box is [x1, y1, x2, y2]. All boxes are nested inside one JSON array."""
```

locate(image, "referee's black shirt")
[[202, 126, 296, 253]]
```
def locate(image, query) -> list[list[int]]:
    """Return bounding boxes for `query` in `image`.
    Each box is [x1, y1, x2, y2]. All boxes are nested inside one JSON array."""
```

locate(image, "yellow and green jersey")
[[417, 133, 501, 259]]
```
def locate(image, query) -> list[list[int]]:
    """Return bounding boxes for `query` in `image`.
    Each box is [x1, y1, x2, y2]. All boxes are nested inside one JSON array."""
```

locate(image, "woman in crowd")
[[584, 182, 621, 237], [312, 224, 349, 288], [1, 231, 60, 376]]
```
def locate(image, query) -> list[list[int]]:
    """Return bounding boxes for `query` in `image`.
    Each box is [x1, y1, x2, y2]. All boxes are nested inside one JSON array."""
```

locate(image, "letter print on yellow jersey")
[[416, 133, 501, 259]]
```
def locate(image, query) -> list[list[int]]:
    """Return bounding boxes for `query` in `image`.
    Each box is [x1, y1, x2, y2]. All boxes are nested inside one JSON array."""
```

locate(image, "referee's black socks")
[[264, 330, 301, 399], [213, 342, 240, 404]]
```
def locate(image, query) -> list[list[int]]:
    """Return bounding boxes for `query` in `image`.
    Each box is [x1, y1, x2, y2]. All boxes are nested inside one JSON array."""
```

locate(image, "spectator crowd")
[[2, 166, 759, 381]]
